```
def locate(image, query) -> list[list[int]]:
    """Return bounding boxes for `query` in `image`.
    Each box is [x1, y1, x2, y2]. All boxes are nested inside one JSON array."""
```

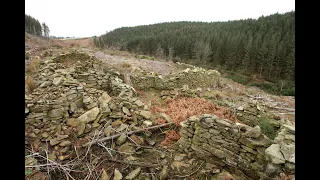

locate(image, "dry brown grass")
[[26, 76, 36, 92], [104, 49, 133, 57], [25, 58, 40, 74], [119, 62, 131, 69]]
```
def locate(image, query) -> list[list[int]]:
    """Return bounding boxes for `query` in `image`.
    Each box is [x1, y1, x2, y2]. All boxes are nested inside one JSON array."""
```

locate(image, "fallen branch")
[[83, 122, 174, 147]]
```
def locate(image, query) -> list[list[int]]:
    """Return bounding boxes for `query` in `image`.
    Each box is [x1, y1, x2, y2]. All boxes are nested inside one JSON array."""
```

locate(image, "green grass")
[[226, 72, 251, 85], [258, 117, 277, 140], [249, 82, 295, 96]]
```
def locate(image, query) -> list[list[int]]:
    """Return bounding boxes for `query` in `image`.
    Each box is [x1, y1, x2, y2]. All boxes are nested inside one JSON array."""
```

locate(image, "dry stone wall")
[[25, 51, 149, 151], [177, 114, 295, 179], [131, 67, 221, 90]]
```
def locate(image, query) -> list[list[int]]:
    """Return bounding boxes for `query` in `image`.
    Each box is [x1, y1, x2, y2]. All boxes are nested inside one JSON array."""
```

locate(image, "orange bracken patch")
[[151, 97, 240, 146], [160, 130, 181, 146]]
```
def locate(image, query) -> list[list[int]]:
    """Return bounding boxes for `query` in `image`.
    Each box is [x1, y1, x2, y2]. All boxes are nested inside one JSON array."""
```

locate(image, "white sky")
[[25, 0, 295, 38]]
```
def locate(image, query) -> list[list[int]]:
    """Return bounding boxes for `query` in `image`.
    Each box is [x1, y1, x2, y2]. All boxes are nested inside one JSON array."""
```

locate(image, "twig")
[[83, 122, 174, 147], [45, 141, 50, 177]]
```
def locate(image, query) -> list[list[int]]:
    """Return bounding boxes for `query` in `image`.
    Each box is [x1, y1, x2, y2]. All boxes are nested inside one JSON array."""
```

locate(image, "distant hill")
[[97, 11, 295, 84]]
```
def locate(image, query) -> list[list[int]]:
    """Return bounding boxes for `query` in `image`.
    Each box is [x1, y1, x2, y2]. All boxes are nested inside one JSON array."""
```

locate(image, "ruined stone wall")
[[177, 114, 295, 179], [131, 67, 221, 90], [25, 51, 147, 143]]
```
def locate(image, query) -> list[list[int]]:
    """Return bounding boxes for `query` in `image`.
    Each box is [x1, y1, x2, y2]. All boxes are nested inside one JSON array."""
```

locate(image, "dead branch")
[[82, 122, 174, 147]]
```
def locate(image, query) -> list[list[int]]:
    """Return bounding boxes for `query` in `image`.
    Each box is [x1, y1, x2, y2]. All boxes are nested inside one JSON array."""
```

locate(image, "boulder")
[[280, 143, 295, 163], [265, 144, 285, 164], [243, 125, 261, 138]]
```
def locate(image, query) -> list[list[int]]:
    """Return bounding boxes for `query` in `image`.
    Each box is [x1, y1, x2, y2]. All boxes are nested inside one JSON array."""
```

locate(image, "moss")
[[258, 117, 277, 140]]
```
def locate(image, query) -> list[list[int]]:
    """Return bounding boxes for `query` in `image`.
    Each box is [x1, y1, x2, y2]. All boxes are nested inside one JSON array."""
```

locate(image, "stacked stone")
[[109, 75, 135, 99], [236, 102, 262, 127], [131, 74, 167, 90], [25, 50, 158, 161], [236, 102, 281, 128], [265, 124, 295, 175], [131, 67, 221, 91], [177, 114, 294, 179]]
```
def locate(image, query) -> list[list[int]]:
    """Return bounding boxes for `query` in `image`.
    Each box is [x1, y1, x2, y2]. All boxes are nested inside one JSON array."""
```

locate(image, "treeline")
[[25, 14, 50, 38], [96, 11, 295, 86]]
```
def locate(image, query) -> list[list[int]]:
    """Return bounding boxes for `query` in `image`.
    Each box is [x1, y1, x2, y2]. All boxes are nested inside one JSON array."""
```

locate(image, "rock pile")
[[177, 114, 295, 179], [131, 67, 221, 90], [25, 50, 152, 161]]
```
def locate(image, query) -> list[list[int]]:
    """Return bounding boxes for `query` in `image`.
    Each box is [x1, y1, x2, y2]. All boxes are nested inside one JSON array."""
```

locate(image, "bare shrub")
[[26, 76, 36, 92]]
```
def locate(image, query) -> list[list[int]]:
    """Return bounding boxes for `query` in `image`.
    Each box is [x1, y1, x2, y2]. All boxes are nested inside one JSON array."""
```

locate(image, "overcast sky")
[[25, 0, 295, 38]]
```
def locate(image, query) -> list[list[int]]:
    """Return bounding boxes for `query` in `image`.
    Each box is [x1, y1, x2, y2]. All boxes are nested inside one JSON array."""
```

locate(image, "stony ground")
[[25, 36, 295, 180]]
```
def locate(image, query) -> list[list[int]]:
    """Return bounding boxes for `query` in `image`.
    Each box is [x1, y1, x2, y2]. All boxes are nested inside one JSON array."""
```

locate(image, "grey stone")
[[159, 113, 171, 122], [69, 102, 77, 113], [25, 157, 38, 166], [284, 134, 295, 141], [116, 124, 128, 132], [77, 122, 86, 136], [209, 129, 220, 135], [280, 143, 295, 163], [117, 134, 127, 145], [284, 162, 295, 172], [98, 92, 111, 106], [59, 140, 71, 147], [159, 165, 168, 180], [56, 134, 69, 141], [53, 77, 64, 86], [174, 155, 184, 161], [160, 159, 168, 165], [283, 124, 295, 134], [215, 119, 232, 127], [50, 139, 60, 146], [202, 132, 211, 139], [66, 118, 79, 127], [113, 168, 123, 180], [122, 107, 131, 116], [265, 144, 285, 164], [125, 167, 141, 180], [104, 125, 112, 136], [237, 106, 244, 111], [134, 100, 144, 107], [243, 125, 261, 138], [77, 107, 100, 124], [25, 107, 30, 114], [225, 157, 237, 166], [140, 111, 151, 119], [205, 118, 214, 123], [143, 120, 152, 127], [265, 163, 281, 177], [118, 142, 135, 154], [241, 145, 258, 154], [40, 81, 53, 88], [41, 132, 49, 138], [100, 169, 110, 180], [86, 102, 98, 109], [48, 107, 64, 118]]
